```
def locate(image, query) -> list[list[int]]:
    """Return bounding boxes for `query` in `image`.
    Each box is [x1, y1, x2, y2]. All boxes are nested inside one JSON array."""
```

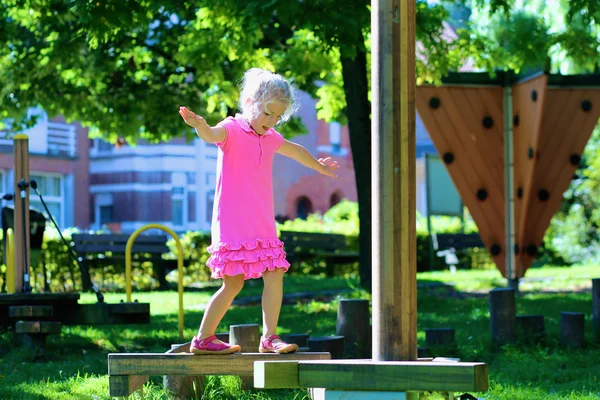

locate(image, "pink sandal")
[[259, 335, 299, 354], [190, 335, 241, 355]]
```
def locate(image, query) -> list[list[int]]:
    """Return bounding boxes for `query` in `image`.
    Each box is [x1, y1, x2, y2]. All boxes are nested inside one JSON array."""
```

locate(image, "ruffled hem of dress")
[[207, 237, 290, 280]]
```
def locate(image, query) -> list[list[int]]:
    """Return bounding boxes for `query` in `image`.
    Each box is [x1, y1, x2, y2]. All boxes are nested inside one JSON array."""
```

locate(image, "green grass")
[[418, 264, 599, 292], [0, 267, 599, 399]]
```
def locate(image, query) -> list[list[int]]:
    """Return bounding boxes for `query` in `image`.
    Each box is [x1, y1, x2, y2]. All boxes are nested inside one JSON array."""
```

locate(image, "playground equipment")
[[0, 135, 151, 350], [417, 72, 600, 285], [125, 223, 185, 339], [109, 2, 488, 399]]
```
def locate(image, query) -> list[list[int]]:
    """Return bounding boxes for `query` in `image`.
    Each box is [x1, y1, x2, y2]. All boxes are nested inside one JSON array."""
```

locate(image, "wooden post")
[[489, 288, 516, 346], [560, 312, 585, 349], [13, 134, 31, 293], [307, 336, 345, 359], [371, 0, 417, 361], [516, 314, 545, 343], [336, 299, 371, 358], [593, 278, 599, 343]]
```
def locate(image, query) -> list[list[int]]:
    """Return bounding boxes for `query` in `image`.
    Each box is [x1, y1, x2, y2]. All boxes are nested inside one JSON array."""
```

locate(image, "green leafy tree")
[[1, 0, 599, 287]]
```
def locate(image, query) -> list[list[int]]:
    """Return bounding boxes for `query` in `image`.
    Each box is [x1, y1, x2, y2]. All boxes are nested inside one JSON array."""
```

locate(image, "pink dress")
[[206, 114, 290, 280]]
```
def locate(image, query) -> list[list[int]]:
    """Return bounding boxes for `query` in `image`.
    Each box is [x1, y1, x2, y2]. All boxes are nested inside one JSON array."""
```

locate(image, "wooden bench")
[[279, 231, 359, 277], [72, 234, 183, 290], [431, 233, 485, 271]]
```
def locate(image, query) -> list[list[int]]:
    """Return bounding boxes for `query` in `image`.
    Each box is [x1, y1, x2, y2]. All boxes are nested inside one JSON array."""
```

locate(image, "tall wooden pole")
[[371, 0, 417, 361], [13, 134, 31, 293]]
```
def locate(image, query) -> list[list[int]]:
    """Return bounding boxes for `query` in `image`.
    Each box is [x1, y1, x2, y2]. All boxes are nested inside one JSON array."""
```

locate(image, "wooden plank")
[[309, 389, 408, 400], [254, 360, 300, 389], [15, 321, 61, 334], [64, 303, 150, 325], [109, 375, 149, 397], [72, 234, 168, 243], [75, 244, 169, 253], [110, 302, 150, 315], [254, 360, 488, 392], [108, 352, 331, 377], [0, 293, 80, 305], [9, 305, 53, 318]]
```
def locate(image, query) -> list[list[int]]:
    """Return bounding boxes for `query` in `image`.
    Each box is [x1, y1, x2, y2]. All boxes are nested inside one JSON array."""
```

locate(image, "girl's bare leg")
[[197, 273, 245, 342], [261, 268, 285, 338]]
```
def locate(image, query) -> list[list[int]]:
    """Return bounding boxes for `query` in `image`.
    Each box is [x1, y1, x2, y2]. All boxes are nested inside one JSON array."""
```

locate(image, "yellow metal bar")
[[126, 224, 185, 339], [6, 228, 15, 294]]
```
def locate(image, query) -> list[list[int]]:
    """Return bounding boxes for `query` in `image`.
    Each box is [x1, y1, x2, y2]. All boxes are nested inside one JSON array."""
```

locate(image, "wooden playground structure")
[[417, 71, 600, 282], [1, 135, 151, 352], [108, 1, 490, 399]]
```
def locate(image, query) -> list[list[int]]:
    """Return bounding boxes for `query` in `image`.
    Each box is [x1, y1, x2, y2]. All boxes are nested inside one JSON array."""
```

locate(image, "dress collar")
[[235, 114, 273, 136]]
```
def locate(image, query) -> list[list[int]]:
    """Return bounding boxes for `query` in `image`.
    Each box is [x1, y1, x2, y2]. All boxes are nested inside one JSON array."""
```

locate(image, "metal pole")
[[503, 80, 517, 291]]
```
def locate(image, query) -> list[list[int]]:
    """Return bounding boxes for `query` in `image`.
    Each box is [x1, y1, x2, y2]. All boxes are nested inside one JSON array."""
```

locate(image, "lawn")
[[0, 266, 598, 399]]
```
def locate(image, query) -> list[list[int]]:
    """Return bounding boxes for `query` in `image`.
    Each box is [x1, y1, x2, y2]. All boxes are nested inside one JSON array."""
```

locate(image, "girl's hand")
[[179, 106, 210, 133], [318, 157, 340, 178]]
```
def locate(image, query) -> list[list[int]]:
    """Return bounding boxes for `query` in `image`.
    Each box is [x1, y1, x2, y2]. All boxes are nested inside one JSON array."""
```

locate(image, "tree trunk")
[[341, 50, 372, 290]]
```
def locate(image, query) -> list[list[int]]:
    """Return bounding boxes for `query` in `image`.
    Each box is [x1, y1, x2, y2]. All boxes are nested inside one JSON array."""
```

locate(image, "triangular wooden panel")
[[511, 75, 548, 276], [416, 86, 507, 275], [518, 89, 600, 274]]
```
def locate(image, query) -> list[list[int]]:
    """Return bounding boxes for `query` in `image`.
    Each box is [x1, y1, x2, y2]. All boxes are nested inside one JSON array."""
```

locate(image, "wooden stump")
[[230, 324, 260, 389], [425, 328, 456, 356], [516, 314, 545, 343], [336, 299, 371, 359], [489, 288, 516, 346], [593, 278, 599, 343], [307, 336, 345, 359], [425, 328, 455, 347], [561, 312, 585, 349], [163, 343, 205, 399], [282, 333, 310, 350]]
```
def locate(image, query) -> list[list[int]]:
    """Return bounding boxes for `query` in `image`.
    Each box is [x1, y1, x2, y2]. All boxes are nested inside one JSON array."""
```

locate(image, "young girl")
[[178, 68, 339, 355]]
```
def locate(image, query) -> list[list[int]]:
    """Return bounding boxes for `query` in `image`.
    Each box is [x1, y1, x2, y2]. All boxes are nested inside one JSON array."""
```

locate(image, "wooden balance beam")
[[108, 350, 331, 397], [254, 359, 488, 393]]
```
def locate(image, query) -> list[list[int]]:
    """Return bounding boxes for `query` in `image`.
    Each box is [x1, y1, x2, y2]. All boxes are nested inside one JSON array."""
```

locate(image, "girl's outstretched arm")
[[179, 106, 226, 143], [277, 139, 339, 178]]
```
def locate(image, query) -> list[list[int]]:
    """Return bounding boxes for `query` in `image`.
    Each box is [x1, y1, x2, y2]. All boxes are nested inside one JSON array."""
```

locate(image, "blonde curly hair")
[[238, 68, 297, 124]]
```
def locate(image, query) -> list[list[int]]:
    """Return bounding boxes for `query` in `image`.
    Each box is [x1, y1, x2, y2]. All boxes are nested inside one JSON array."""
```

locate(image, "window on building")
[[206, 190, 215, 223], [99, 205, 114, 225], [296, 196, 313, 220], [329, 122, 341, 154], [330, 192, 342, 208], [172, 187, 185, 226], [97, 139, 114, 152], [30, 173, 63, 228], [172, 173, 187, 227]]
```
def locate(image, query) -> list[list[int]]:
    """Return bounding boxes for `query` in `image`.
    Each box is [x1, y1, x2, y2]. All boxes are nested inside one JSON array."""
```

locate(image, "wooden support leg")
[[163, 342, 206, 399], [109, 375, 149, 397], [230, 324, 260, 389]]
